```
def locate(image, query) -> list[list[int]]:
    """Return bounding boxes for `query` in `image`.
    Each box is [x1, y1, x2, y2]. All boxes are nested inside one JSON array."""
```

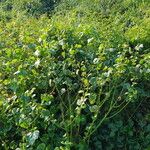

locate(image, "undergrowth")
[[0, 0, 150, 149]]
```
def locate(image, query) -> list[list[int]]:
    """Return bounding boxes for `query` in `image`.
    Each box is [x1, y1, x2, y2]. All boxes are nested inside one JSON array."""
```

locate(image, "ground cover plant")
[[0, 0, 150, 149]]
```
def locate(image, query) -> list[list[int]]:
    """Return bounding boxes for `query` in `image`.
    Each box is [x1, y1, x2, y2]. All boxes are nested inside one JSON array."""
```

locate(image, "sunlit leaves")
[[0, 4, 150, 149], [26, 130, 40, 146]]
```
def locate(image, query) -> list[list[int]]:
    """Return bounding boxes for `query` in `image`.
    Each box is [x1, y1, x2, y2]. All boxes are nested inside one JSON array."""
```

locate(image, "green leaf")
[[89, 93, 97, 105], [26, 130, 39, 146], [37, 143, 46, 150]]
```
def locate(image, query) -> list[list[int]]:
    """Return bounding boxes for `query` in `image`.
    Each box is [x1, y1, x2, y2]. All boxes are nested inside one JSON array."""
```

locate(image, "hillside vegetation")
[[0, 0, 150, 149]]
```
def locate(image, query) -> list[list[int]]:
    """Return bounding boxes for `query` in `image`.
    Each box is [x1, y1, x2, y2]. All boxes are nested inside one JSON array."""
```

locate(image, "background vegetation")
[[0, 0, 150, 149]]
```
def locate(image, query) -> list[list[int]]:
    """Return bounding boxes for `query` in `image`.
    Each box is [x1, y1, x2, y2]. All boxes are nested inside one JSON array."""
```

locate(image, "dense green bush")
[[0, 0, 150, 149], [0, 0, 60, 20], [0, 14, 150, 149]]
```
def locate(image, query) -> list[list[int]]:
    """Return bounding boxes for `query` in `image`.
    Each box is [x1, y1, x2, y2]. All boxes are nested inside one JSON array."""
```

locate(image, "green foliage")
[[0, 0, 150, 149], [0, 0, 60, 20]]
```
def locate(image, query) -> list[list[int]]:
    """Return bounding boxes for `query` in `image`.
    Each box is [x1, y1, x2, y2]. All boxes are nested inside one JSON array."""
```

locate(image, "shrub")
[[0, 15, 150, 149], [0, 0, 60, 21], [0, 0, 150, 149]]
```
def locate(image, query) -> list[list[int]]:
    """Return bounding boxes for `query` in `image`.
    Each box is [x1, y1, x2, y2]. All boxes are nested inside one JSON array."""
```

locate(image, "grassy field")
[[0, 0, 150, 149]]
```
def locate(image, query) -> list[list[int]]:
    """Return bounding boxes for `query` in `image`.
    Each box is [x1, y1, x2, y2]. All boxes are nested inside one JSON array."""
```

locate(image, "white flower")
[[139, 44, 144, 49], [87, 38, 94, 43], [135, 44, 144, 50], [59, 39, 64, 46], [38, 38, 42, 43], [34, 59, 40, 68], [61, 88, 66, 94], [34, 50, 40, 57], [14, 70, 20, 75], [93, 58, 99, 64], [106, 48, 116, 52], [104, 70, 112, 77], [77, 97, 87, 106]]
